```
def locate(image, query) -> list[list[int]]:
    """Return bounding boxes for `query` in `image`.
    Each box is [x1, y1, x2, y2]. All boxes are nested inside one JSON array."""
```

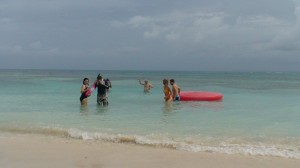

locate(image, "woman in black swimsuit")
[[80, 78, 90, 105]]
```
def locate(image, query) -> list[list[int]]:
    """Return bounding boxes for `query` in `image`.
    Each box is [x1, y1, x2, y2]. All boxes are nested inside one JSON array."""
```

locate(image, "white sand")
[[0, 134, 299, 168]]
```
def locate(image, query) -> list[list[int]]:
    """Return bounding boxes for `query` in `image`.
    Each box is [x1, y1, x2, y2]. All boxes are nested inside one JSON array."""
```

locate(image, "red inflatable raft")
[[179, 91, 223, 101]]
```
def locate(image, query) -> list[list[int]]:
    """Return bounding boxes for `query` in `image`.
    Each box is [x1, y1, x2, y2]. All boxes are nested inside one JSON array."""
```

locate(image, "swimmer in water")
[[80, 78, 90, 106], [170, 79, 181, 101], [163, 79, 172, 102], [139, 79, 153, 93]]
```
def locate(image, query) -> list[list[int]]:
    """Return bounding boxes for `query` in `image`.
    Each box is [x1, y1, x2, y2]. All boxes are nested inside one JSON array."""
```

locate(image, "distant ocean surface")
[[0, 69, 299, 158]]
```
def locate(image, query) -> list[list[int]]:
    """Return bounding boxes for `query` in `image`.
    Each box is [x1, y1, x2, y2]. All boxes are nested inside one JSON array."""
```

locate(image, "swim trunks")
[[97, 94, 108, 106], [174, 95, 180, 101]]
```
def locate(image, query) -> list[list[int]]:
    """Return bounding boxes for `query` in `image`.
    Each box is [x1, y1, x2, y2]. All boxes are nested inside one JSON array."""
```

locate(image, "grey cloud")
[[1, 0, 300, 71], [265, 6, 300, 51]]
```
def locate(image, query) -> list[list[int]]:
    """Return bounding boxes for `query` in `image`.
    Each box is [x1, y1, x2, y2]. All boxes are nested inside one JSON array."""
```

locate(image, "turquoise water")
[[0, 69, 300, 158]]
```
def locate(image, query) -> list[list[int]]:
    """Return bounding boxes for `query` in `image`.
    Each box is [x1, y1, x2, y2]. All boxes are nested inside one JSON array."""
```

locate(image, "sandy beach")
[[0, 134, 299, 168]]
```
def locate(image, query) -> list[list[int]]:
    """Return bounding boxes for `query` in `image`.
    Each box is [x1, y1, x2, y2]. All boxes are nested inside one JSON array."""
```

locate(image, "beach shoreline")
[[0, 133, 299, 168]]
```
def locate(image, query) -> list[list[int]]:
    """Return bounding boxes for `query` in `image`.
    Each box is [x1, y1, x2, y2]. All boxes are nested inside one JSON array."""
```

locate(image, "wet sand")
[[0, 134, 299, 168]]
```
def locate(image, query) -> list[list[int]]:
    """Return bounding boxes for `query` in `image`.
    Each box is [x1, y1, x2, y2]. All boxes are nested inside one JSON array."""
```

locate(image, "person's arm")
[[100, 81, 110, 89], [81, 85, 89, 94], [167, 87, 172, 95], [171, 87, 176, 99], [104, 84, 109, 89], [168, 87, 173, 100], [139, 80, 144, 85]]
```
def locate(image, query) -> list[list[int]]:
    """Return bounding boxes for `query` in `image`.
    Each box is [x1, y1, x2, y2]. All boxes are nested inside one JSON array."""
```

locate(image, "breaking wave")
[[1, 126, 299, 159]]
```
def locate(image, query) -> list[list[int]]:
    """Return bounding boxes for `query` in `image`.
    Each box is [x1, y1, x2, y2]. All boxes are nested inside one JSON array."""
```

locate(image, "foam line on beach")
[[66, 128, 300, 159], [0, 126, 69, 137], [1, 126, 299, 159]]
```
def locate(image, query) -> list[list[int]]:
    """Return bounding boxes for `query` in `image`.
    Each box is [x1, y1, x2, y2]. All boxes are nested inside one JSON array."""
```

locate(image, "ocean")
[[0, 69, 299, 158]]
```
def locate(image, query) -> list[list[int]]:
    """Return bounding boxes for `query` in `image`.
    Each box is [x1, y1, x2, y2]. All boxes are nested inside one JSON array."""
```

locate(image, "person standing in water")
[[170, 79, 181, 101], [80, 78, 90, 106], [95, 75, 109, 106], [139, 79, 153, 92], [163, 79, 172, 102]]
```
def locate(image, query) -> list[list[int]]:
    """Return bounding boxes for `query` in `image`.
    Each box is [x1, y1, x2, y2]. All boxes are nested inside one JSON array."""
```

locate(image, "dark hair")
[[170, 79, 175, 83], [97, 72, 102, 79], [163, 79, 168, 84], [97, 75, 103, 80], [83, 78, 89, 84]]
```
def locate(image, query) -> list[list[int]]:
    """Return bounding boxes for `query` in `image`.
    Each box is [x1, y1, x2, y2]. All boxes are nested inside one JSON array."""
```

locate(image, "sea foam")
[[66, 128, 300, 159]]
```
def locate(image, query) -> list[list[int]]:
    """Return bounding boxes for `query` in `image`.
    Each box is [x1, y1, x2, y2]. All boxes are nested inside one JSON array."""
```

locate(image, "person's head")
[[97, 75, 103, 80], [170, 79, 175, 85], [83, 78, 89, 84], [163, 79, 168, 85], [97, 73, 101, 78], [145, 80, 148, 84]]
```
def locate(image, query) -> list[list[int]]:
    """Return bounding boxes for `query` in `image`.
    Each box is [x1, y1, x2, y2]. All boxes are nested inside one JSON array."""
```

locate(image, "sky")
[[1, 0, 300, 71]]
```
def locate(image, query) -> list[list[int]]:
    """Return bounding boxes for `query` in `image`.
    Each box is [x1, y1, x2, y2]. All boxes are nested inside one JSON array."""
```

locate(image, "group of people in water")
[[139, 78, 181, 102], [80, 74, 180, 106], [80, 74, 112, 106], [164, 79, 181, 102]]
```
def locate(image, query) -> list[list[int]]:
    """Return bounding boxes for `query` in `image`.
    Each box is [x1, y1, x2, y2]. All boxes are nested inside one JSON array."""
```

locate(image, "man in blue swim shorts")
[[170, 79, 181, 101]]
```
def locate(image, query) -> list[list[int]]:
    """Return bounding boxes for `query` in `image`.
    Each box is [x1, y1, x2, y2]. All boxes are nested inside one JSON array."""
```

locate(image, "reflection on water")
[[79, 104, 109, 115], [162, 101, 173, 113], [181, 101, 223, 112], [162, 101, 182, 114], [80, 105, 89, 115], [96, 105, 109, 114], [162, 101, 222, 114]]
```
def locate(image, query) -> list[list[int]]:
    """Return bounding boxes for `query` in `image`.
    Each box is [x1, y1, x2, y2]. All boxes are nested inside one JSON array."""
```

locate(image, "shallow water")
[[0, 69, 299, 158]]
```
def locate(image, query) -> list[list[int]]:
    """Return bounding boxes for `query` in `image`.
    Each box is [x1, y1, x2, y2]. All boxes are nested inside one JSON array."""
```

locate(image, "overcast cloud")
[[1, 0, 300, 71]]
